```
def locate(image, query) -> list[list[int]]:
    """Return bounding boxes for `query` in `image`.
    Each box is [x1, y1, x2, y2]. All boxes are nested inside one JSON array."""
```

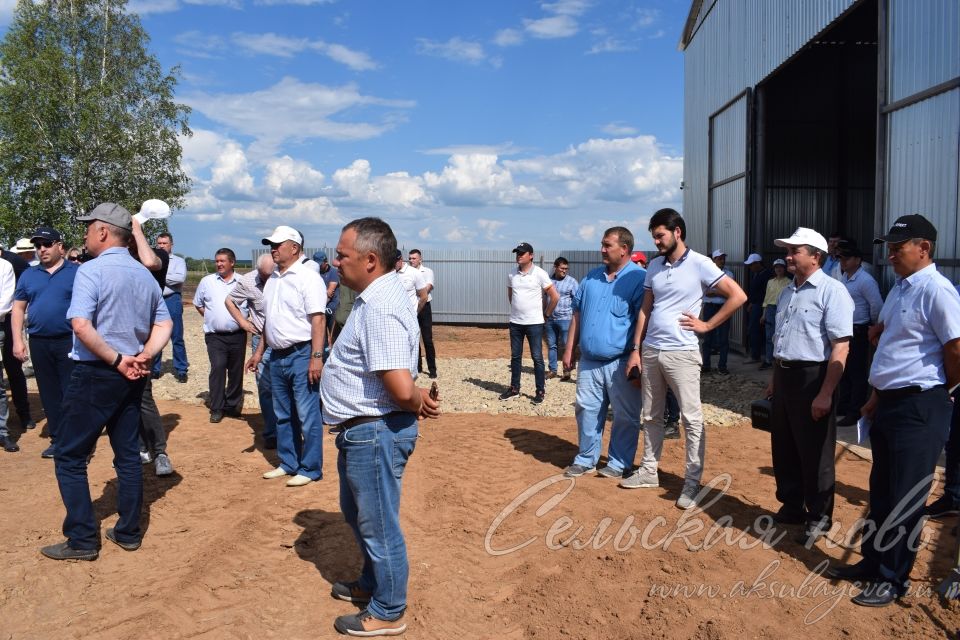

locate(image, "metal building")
[[681, 0, 959, 344]]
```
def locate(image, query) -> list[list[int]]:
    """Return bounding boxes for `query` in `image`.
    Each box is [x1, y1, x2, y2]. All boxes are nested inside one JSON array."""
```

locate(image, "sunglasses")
[[33, 240, 54, 249], [68, 255, 80, 262], [269, 242, 286, 250]]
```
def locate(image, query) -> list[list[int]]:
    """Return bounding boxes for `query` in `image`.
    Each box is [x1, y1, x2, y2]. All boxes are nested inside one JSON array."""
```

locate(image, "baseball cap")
[[774, 227, 828, 253], [630, 251, 647, 265], [30, 227, 63, 244], [835, 240, 862, 259], [395, 250, 403, 262], [874, 214, 937, 244], [14, 238, 35, 252], [261, 225, 301, 245], [76, 202, 133, 231], [312, 250, 327, 263], [512, 242, 534, 254], [744, 253, 762, 265], [773, 258, 786, 266], [133, 199, 171, 224], [710, 249, 727, 259]]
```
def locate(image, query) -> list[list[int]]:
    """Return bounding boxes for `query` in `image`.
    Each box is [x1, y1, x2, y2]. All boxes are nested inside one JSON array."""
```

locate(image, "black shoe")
[[499, 387, 520, 400], [826, 561, 877, 582], [105, 527, 141, 551], [701, 366, 712, 374], [334, 610, 406, 636], [210, 411, 224, 423], [41, 444, 56, 459], [263, 437, 277, 450], [759, 362, 772, 370], [663, 421, 681, 440], [794, 519, 831, 546], [772, 506, 806, 525], [428, 372, 437, 379], [23, 419, 36, 430], [837, 414, 860, 427], [717, 368, 730, 375], [151, 372, 161, 380], [330, 580, 372, 604], [224, 408, 243, 418], [175, 372, 188, 383], [40, 541, 99, 561], [852, 582, 899, 607], [532, 391, 545, 405], [925, 494, 960, 519], [2, 436, 20, 453]]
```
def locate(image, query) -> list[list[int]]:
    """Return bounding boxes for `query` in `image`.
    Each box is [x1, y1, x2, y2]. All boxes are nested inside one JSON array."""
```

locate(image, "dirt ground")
[[3, 326, 960, 639]]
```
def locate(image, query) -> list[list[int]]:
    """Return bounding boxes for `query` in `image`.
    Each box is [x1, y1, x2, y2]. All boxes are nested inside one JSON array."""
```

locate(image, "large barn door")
[[707, 88, 752, 348]]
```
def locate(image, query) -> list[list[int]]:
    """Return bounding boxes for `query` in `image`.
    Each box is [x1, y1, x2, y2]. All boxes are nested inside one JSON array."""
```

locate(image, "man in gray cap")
[[41, 203, 172, 561]]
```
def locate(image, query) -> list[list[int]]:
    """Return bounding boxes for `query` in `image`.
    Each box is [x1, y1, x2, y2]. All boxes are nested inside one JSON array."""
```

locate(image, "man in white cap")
[[247, 225, 326, 487], [764, 227, 853, 547], [744, 253, 770, 364], [701, 250, 734, 375], [14, 238, 39, 266]]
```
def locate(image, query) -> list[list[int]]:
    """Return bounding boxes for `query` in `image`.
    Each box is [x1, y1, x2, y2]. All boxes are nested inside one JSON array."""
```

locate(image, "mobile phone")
[[627, 365, 640, 381], [429, 381, 439, 400]]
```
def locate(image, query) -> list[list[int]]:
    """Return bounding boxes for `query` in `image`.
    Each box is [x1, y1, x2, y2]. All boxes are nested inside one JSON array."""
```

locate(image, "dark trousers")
[[1, 316, 32, 423], [55, 363, 146, 550], [509, 322, 545, 393], [417, 301, 437, 375], [701, 302, 729, 370], [152, 293, 188, 375], [770, 362, 835, 526], [747, 304, 763, 360], [138, 378, 167, 456], [837, 324, 870, 417], [204, 331, 247, 413], [942, 391, 960, 503], [28, 335, 75, 443], [861, 387, 952, 593]]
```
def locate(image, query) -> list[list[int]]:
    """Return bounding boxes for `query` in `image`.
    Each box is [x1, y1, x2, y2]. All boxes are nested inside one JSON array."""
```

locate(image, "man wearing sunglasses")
[[10, 228, 77, 458]]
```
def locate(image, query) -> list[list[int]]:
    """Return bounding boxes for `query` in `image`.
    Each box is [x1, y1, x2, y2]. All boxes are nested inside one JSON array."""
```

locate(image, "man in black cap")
[[502, 242, 558, 404], [10, 227, 79, 457], [827, 214, 960, 607]]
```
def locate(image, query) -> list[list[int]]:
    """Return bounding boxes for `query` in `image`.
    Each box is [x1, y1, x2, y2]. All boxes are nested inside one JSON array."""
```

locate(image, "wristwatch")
[[630, 343, 640, 351], [312, 351, 324, 359]]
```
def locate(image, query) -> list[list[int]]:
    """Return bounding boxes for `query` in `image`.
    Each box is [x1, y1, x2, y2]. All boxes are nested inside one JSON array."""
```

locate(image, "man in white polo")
[[247, 225, 326, 487], [622, 208, 747, 509], [394, 251, 428, 315]]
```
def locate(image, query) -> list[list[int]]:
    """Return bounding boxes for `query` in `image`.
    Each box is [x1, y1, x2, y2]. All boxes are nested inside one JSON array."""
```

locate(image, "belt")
[[211, 329, 245, 337], [270, 340, 310, 359], [775, 359, 824, 369], [164, 291, 182, 298], [29, 333, 72, 340], [875, 384, 946, 400], [337, 411, 411, 429]]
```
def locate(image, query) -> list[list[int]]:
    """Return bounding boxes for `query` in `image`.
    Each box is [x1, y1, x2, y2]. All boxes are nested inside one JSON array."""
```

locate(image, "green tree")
[[0, 0, 191, 248]]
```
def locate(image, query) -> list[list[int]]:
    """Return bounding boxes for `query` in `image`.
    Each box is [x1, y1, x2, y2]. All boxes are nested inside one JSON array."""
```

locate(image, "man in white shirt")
[[394, 251, 427, 315], [621, 209, 747, 509], [0, 257, 16, 452], [409, 248, 438, 379], [193, 248, 245, 423], [248, 225, 326, 487], [152, 233, 189, 382], [501, 242, 559, 405]]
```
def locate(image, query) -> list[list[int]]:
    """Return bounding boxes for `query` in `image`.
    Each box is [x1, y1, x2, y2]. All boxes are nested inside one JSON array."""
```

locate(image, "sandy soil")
[[3, 317, 960, 639]]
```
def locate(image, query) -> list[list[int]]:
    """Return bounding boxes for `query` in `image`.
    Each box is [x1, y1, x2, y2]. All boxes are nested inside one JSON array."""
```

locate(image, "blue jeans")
[[763, 305, 777, 364], [701, 303, 729, 369], [269, 343, 322, 479], [55, 363, 146, 549], [29, 335, 76, 444], [153, 293, 189, 375], [509, 322, 545, 393], [251, 335, 276, 441], [336, 413, 418, 621], [545, 317, 571, 374], [573, 355, 643, 472], [943, 391, 960, 503]]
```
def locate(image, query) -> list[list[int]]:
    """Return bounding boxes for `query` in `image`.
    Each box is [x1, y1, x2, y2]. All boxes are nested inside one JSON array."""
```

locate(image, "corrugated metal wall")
[[887, 0, 959, 102]]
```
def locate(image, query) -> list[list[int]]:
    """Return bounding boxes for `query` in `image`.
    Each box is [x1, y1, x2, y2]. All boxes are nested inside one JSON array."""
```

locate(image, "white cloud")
[[264, 156, 326, 198], [577, 224, 597, 242], [633, 8, 660, 28], [493, 28, 524, 47], [179, 129, 232, 175], [541, 0, 591, 16], [524, 14, 578, 39], [332, 160, 430, 208], [183, 0, 241, 7], [600, 122, 638, 136], [317, 42, 378, 71], [476, 218, 506, 240], [182, 77, 415, 150], [415, 37, 487, 65], [587, 37, 636, 54], [423, 154, 544, 206], [228, 32, 378, 70], [418, 227, 431, 239], [254, 0, 336, 5], [210, 142, 257, 200], [127, 0, 180, 14], [421, 142, 521, 156], [174, 31, 227, 58]]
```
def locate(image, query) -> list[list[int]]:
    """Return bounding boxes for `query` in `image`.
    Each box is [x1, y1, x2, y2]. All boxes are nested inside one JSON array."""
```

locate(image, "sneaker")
[[563, 463, 596, 478], [619, 470, 659, 489], [663, 421, 681, 440], [596, 465, 623, 479], [105, 527, 141, 551], [545, 371, 558, 380], [499, 387, 520, 400], [676, 483, 702, 509], [334, 609, 406, 637], [717, 368, 730, 375], [263, 466, 289, 480], [41, 444, 56, 459], [154, 453, 174, 477], [139, 450, 153, 464], [925, 495, 960, 520], [532, 391, 545, 404], [331, 580, 372, 604]]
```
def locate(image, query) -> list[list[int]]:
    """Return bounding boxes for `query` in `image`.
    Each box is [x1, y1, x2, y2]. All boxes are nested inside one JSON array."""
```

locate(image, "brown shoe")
[[331, 580, 372, 604], [545, 371, 558, 380], [334, 609, 406, 636]]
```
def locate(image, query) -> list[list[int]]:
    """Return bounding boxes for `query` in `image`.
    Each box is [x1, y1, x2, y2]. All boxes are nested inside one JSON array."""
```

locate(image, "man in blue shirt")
[[827, 214, 960, 607], [11, 227, 78, 458], [562, 229, 645, 479], [545, 257, 578, 381], [701, 250, 735, 374], [40, 203, 171, 561]]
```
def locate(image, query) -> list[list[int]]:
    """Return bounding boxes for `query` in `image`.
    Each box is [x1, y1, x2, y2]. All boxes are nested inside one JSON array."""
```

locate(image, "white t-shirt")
[[396, 263, 427, 312], [263, 259, 326, 349], [415, 264, 435, 302], [507, 264, 553, 325], [644, 249, 724, 350]]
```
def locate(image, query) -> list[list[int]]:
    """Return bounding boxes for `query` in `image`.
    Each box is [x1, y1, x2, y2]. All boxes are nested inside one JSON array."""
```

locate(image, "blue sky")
[[2, 0, 689, 259]]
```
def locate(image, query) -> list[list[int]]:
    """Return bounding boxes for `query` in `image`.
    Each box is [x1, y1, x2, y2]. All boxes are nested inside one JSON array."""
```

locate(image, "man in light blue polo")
[[622, 208, 747, 509], [562, 227, 645, 479], [545, 256, 578, 381], [41, 203, 171, 561]]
